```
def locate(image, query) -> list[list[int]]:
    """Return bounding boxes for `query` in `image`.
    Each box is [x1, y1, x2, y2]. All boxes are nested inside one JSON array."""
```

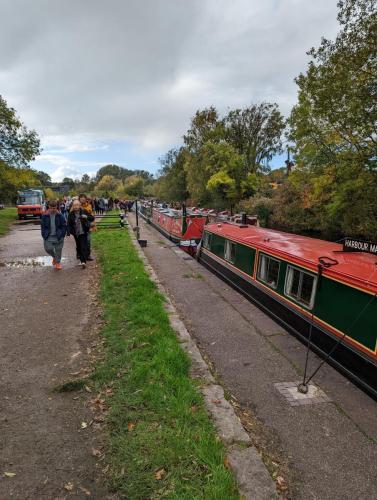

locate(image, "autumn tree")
[[288, 0, 377, 238], [0, 95, 41, 167], [94, 174, 120, 196], [123, 175, 145, 197], [0, 161, 41, 203]]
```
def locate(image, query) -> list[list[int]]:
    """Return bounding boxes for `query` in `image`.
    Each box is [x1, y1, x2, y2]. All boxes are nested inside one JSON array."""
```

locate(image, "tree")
[[94, 174, 120, 196], [239, 195, 275, 227], [0, 161, 40, 203], [157, 148, 188, 202], [81, 173, 90, 184], [62, 177, 75, 189], [124, 175, 144, 197], [224, 103, 285, 173], [44, 187, 56, 201], [96, 164, 127, 181], [288, 0, 377, 238], [183, 107, 225, 153], [36, 171, 52, 186], [0, 95, 41, 167]]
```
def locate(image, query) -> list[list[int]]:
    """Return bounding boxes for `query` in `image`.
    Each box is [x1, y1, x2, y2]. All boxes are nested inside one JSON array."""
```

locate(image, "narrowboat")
[[198, 222, 377, 397], [137, 203, 207, 253]]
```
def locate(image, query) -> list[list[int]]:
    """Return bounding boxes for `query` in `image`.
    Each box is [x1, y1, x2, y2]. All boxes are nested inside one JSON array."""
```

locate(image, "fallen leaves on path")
[[277, 475, 288, 492], [80, 421, 88, 429], [4, 472, 16, 478], [91, 448, 102, 458], [154, 468, 165, 480], [79, 485, 91, 496], [64, 481, 74, 491]]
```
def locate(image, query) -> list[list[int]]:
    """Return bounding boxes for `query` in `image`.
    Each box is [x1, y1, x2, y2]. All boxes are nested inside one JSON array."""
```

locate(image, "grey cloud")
[[0, 0, 339, 153]]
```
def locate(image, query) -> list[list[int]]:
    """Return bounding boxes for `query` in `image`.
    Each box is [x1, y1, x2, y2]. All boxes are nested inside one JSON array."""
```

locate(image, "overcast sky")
[[0, 0, 339, 181]]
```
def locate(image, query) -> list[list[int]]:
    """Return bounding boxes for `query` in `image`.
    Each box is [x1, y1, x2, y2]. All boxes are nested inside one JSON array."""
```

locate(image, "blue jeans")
[[44, 237, 64, 263]]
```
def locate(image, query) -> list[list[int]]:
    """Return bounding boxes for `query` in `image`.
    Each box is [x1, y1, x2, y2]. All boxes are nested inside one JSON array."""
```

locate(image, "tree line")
[[1, 0, 375, 240], [155, 0, 377, 240]]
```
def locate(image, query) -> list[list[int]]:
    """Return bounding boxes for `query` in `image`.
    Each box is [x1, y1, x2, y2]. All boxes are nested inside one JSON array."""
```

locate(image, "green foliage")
[[0, 161, 41, 203], [94, 174, 121, 196], [96, 164, 153, 183], [239, 195, 275, 227], [43, 187, 56, 201], [158, 103, 285, 207], [156, 148, 189, 202], [35, 171, 52, 186], [92, 228, 238, 499], [224, 103, 285, 173], [285, 0, 377, 239], [0, 207, 17, 236], [0, 95, 41, 167], [183, 107, 225, 153], [123, 175, 144, 197]]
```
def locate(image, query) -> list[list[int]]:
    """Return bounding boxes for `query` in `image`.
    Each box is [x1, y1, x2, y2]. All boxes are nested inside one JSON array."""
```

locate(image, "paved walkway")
[[130, 213, 377, 500], [0, 222, 109, 499]]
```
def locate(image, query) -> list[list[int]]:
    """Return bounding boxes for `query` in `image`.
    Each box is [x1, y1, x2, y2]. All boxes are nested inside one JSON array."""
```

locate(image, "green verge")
[[0, 207, 17, 236], [92, 227, 239, 499]]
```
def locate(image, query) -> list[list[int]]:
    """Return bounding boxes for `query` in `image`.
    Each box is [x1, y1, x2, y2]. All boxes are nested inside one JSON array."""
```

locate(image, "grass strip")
[[0, 208, 17, 236], [92, 227, 238, 499]]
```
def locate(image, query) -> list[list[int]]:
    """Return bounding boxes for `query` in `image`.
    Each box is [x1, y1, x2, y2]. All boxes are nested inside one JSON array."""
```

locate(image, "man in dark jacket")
[[41, 200, 67, 270]]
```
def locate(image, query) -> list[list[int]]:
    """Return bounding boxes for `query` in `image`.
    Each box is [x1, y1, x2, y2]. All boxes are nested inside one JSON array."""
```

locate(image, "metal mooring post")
[[119, 213, 125, 228]]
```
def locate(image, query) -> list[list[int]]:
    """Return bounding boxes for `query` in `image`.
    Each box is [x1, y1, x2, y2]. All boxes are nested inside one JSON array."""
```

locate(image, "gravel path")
[[0, 222, 110, 499]]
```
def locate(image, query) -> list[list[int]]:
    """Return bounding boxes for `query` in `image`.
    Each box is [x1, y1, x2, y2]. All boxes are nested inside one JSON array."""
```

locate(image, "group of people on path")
[[41, 194, 95, 270], [92, 197, 134, 214]]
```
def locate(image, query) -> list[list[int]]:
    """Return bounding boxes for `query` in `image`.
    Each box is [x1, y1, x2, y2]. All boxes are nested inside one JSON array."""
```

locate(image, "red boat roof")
[[206, 223, 377, 293]]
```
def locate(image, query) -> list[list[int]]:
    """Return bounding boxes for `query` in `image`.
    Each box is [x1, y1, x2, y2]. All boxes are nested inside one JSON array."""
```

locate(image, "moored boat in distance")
[[198, 221, 377, 398], [137, 202, 207, 254], [138, 201, 259, 254]]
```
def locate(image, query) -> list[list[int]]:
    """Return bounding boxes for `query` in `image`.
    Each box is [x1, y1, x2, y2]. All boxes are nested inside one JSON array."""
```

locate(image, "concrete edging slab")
[[128, 223, 278, 500]]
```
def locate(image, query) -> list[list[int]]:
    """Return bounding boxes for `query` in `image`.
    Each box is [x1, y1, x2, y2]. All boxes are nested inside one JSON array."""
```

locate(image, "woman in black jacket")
[[67, 199, 95, 268]]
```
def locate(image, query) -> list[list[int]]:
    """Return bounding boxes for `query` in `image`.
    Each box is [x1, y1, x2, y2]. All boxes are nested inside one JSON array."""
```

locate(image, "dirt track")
[[0, 222, 110, 499]]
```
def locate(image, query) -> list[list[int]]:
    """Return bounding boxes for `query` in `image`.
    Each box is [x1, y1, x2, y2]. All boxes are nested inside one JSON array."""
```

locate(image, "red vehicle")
[[17, 189, 45, 219]]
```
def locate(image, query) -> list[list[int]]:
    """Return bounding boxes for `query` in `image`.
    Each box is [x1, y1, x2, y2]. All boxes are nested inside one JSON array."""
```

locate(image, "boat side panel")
[[315, 277, 377, 352], [199, 249, 377, 398]]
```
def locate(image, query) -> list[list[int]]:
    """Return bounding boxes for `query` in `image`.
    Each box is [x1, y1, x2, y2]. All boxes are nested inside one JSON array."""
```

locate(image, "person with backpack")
[[67, 199, 94, 268], [41, 199, 67, 270]]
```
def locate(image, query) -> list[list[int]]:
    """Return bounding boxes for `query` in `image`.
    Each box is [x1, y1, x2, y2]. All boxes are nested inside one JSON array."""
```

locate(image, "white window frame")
[[284, 265, 317, 309], [257, 253, 280, 289], [224, 239, 236, 264]]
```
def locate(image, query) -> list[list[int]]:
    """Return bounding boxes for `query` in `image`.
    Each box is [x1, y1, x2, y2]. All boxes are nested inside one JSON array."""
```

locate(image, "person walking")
[[67, 199, 94, 268], [98, 197, 105, 215], [41, 199, 67, 270], [78, 193, 95, 261]]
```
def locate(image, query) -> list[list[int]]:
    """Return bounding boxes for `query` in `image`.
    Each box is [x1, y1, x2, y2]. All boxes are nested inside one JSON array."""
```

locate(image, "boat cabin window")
[[285, 266, 317, 309], [203, 231, 212, 249], [224, 240, 236, 263], [257, 254, 280, 289]]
